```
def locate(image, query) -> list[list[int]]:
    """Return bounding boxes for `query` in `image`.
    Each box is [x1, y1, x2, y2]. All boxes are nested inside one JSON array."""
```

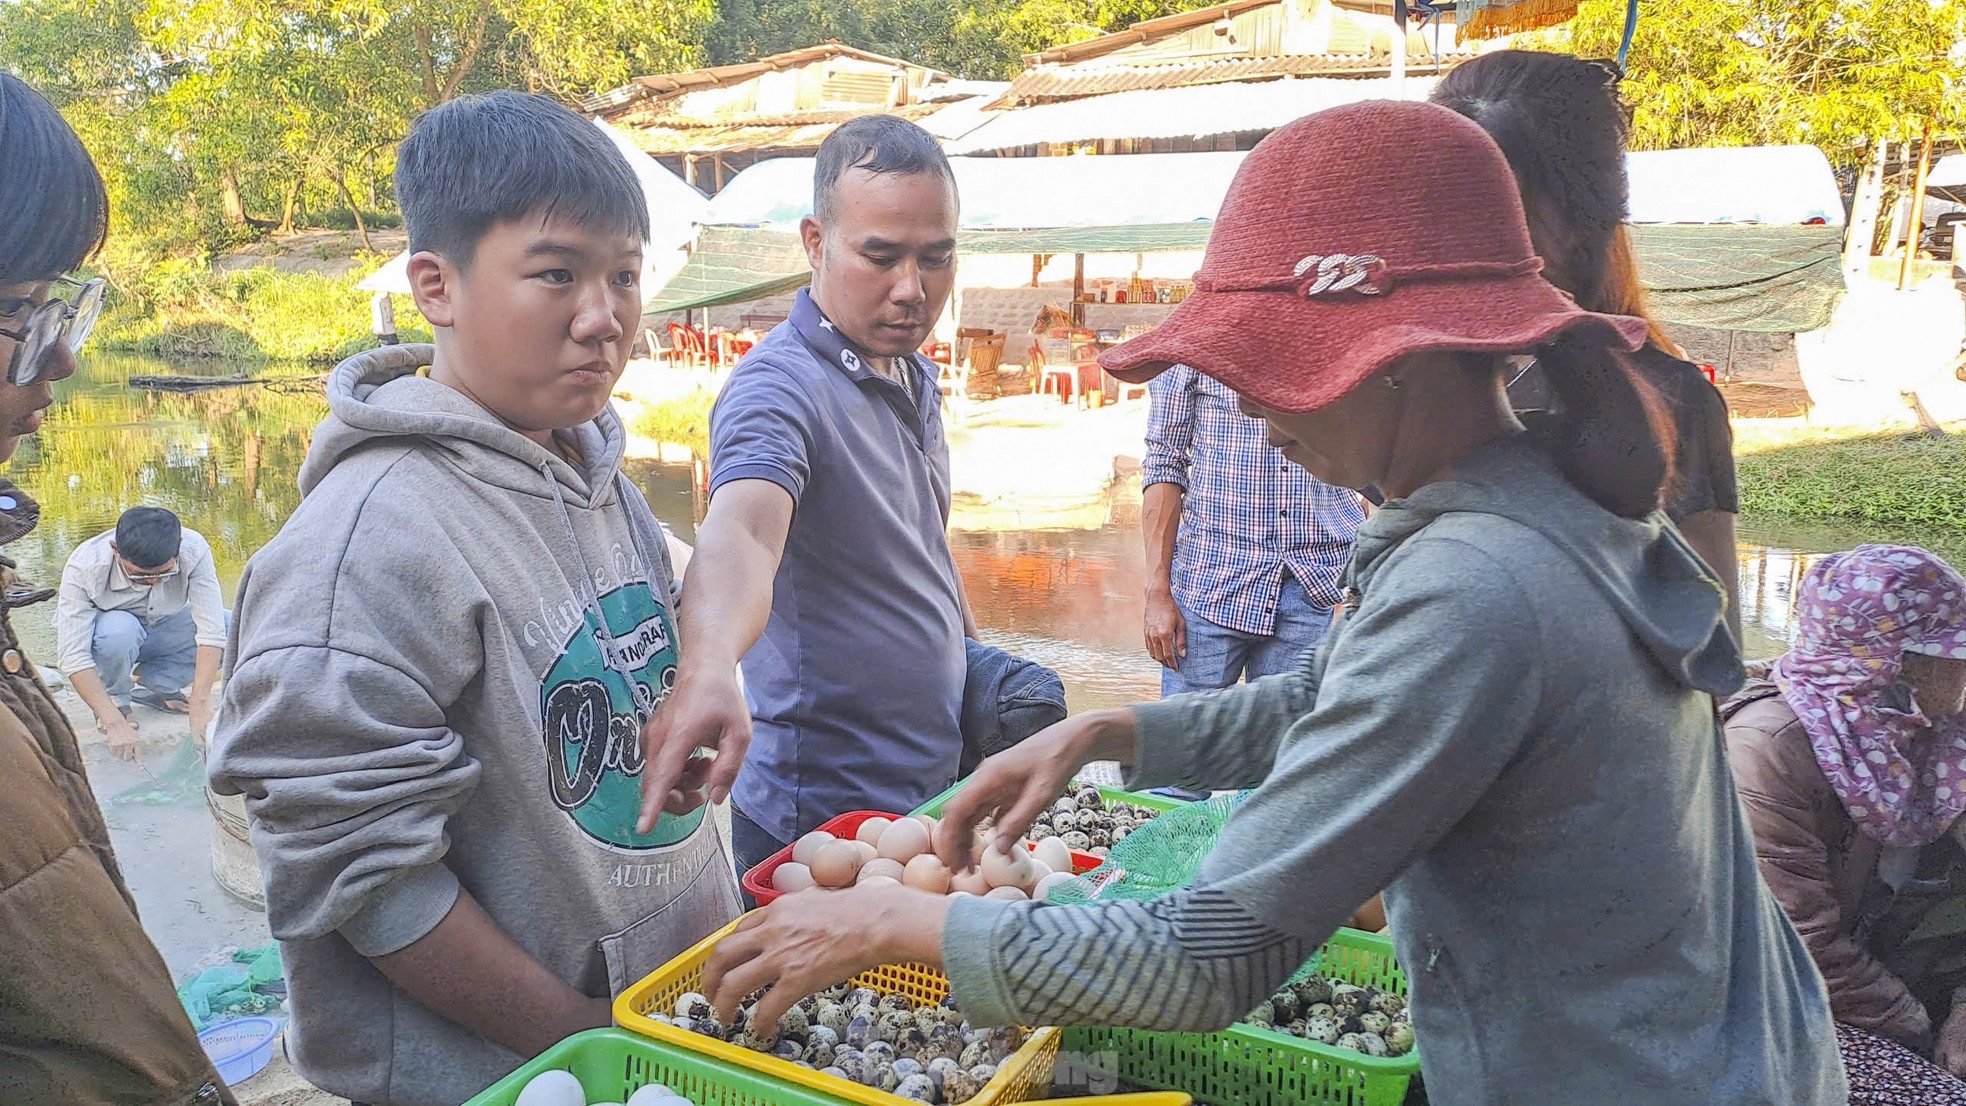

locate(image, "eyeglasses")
[[0, 276, 106, 387], [121, 562, 179, 585]]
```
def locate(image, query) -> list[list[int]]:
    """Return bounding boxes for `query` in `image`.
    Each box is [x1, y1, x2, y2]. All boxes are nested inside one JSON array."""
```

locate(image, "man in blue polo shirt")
[[636, 115, 974, 878]]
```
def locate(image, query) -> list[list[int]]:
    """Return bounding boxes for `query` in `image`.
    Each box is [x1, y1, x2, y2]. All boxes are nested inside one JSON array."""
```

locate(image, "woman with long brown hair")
[[1432, 50, 1743, 641]]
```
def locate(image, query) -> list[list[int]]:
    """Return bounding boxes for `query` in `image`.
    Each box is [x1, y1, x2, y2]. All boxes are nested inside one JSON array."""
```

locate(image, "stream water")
[[8, 353, 1954, 713]]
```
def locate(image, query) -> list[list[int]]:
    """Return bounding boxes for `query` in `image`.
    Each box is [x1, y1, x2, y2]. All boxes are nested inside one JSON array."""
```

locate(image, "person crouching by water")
[[695, 100, 1846, 1105], [1724, 545, 1966, 1105]]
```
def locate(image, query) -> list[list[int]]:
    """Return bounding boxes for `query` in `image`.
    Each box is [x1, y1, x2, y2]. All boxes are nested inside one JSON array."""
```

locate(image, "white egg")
[[773, 861, 817, 893], [979, 843, 1036, 892], [1032, 836, 1074, 874], [877, 817, 931, 863], [912, 813, 939, 837], [1033, 871, 1077, 902], [792, 831, 836, 866], [624, 1086, 672, 1106], [984, 885, 1029, 901], [514, 1069, 584, 1106], [852, 840, 878, 865], [855, 817, 893, 846], [1029, 858, 1054, 883]]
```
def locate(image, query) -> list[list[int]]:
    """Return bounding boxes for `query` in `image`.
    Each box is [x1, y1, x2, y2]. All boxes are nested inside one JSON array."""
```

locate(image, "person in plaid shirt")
[[1143, 362, 1364, 696]]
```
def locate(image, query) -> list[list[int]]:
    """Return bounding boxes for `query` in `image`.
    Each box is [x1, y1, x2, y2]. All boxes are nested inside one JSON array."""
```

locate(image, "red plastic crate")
[[743, 809, 1101, 905]]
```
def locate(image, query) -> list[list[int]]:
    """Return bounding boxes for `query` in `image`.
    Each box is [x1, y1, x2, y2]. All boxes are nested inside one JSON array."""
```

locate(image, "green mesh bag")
[[1046, 790, 1321, 985]]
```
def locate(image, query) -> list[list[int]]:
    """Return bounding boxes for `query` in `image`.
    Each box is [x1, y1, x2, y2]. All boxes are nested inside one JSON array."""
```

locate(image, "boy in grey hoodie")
[[209, 93, 741, 1106]]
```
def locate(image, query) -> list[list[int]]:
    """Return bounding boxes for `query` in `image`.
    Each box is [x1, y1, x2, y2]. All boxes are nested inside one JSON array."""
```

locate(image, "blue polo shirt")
[[711, 289, 967, 843]]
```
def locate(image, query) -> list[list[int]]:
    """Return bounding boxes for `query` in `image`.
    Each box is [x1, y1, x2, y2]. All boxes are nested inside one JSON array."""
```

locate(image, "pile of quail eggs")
[[650, 986, 1025, 1103], [1022, 783, 1162, 855], [1243, 974, 1415, 1058], [512, 1070, 692, 1106]]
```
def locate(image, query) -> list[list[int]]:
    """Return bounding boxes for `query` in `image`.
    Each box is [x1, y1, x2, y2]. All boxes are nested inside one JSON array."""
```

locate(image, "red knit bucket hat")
[[1100, 100, 1649, 413]]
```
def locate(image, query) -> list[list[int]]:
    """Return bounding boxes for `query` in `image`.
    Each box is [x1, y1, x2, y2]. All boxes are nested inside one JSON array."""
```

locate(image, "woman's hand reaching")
[[935, 708, 1136, 872]]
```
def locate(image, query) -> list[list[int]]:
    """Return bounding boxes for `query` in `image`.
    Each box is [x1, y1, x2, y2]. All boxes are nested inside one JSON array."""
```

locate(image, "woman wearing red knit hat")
[[701, 99, 1844, 1104]]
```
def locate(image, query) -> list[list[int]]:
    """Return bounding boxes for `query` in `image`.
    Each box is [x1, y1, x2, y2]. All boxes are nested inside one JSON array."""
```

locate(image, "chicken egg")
[[853, 840, 878, 865], [855, 817, 893, 846], [1032, 836, 1074, 874], [773, 862, 817, 894], [1033, 871, 1077, 902], [950, 867, 992, 895], [857, 858, 907, 885], [515, 1069, 585, 1106], [810, 840, 861, 888], [792, 831, 837, 866], [902, 853, 952, 893], [877, 817, 931, 863], [980, 843, 1036, 892], [984, 886, 1029, 901]]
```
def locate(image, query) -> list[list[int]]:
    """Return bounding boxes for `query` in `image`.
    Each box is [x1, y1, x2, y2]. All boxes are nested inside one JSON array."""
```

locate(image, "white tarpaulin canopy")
[[701, 151, 1249, 232], [359, 119, 709, 293], [1625, 145, 1846, 226], [1927, 154, 1966, 205]]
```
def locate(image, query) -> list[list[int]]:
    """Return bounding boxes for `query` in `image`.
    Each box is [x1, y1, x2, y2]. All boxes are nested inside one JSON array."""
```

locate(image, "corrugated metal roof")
[[1006, 52, 1461, 101], [946, 76, 1437, 155], [585, 42, 948, 114], [617, 103, 947, 156]]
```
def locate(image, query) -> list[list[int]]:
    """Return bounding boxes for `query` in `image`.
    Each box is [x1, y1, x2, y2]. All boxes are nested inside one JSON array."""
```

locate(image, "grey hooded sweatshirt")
[[944, 434, 1846, 1104], [209, 346, 742, 1106]]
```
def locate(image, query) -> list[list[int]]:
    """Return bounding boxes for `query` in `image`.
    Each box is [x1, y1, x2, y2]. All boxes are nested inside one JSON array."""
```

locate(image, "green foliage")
[[1544, 0, 1966, 163], [1736, 426, 1966, 532], [701, 0, 1221, 79], [92, 259, 426, 363], [630, 390, 716, 456], [1, 0, 711, 263]]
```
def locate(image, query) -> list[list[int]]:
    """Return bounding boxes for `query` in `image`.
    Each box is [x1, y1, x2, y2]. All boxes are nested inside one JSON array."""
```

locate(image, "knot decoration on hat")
[[1097, 99, 1649, 414]]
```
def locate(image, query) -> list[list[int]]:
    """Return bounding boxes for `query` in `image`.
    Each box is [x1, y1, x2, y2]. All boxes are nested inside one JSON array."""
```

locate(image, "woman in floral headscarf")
[[1725, 544, 1966, 1105]]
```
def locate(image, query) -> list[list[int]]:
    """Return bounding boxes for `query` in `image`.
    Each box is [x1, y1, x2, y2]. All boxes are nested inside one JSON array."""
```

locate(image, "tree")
[[699, 0, 1223, 79], [1545, 0, 1966, 166]]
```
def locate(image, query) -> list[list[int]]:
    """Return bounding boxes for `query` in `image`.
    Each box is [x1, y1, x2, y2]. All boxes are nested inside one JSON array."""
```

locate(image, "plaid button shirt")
[[1143, 364, 1364, 636]]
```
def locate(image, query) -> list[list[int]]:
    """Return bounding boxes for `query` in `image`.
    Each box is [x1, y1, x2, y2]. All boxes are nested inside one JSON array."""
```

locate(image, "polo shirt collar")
[[789, 289, 930, 392]]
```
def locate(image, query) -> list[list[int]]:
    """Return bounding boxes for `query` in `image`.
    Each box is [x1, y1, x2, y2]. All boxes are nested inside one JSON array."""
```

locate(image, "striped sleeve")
[[943, 886, 1310, 1031]]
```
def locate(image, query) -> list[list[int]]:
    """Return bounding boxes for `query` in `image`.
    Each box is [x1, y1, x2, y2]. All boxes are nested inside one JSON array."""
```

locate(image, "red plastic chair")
[[667, 323, 707, 369]]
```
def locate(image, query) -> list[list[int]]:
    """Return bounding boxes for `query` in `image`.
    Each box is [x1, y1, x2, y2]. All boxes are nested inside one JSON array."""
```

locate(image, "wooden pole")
[[1071, 253, 1086, 329], [1899, 121, 1935, 291], [1844, 138, 1887, 275]]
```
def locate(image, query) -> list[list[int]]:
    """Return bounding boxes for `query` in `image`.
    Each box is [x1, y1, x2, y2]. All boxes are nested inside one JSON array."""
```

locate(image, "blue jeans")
[[731, 805, 790, 909], [1161, 573, 1334, 697], [91, 607, 223, 708]]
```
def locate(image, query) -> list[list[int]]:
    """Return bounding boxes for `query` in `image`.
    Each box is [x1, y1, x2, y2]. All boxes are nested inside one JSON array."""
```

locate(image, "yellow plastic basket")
[[616, 913, 1061, 1106]]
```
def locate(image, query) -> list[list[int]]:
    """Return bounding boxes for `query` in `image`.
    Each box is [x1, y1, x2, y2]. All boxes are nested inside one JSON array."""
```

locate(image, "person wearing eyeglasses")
[[0, 71, 238, 1105], [56, 506, 229, 758]]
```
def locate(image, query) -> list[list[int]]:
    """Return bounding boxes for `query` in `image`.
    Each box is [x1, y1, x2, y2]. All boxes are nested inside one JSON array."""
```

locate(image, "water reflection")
[[5, 354, 1956, 708]]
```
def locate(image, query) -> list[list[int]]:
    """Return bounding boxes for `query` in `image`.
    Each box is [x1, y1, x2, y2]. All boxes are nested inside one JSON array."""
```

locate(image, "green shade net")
[[1048, 791, 1323, 984], [1629, 224, 1846, 334], [648, 223, 1215, 312], [646, 227, 813, 313], [655, 222, 1846, 335]]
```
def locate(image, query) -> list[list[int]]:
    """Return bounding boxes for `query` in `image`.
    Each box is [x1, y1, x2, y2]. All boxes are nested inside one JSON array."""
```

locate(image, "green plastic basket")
[[461, 1028, 852, 1106], [911, 779, 1184, 819], [1062, 928, 1420, 1106]]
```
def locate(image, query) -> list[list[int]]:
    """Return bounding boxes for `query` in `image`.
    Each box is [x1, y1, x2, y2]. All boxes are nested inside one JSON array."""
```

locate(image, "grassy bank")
[[94, 258, 424, 365], [1735, 421, 1966, 532], [630, 390, 715, 457]]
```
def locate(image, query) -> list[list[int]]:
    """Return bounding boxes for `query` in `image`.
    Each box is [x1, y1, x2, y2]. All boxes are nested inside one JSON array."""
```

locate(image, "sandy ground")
[[62, 684, 347, 1105]]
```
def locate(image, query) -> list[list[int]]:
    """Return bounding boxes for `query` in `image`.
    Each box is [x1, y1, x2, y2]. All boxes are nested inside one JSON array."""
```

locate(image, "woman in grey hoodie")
[[702, 100, 1846, 1104]]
